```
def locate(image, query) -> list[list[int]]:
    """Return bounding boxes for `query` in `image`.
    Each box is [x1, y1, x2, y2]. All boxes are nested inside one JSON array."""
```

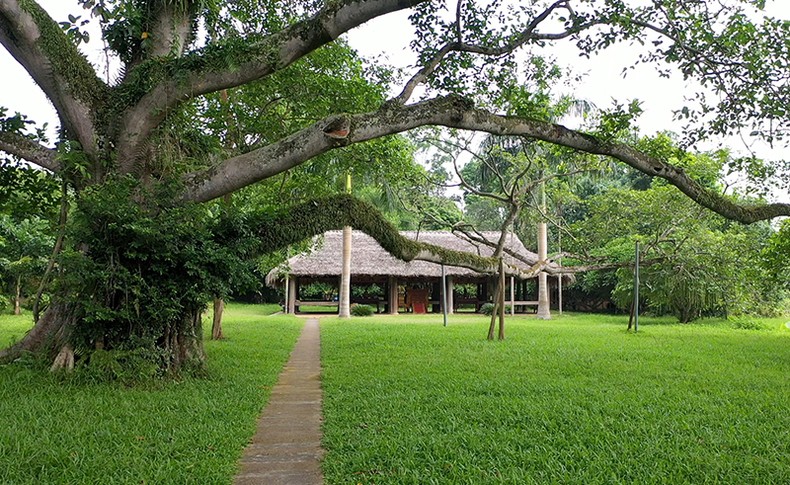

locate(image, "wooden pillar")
[[510, 275, 515, 315], [287, 276, 297, 314], [446, 276, 454, 314], [388, 276, 399, 315], [431, 281, 441, 313]]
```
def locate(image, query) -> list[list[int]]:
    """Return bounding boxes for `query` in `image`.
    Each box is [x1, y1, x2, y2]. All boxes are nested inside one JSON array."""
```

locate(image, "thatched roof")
[[266, 230, 560, 286]]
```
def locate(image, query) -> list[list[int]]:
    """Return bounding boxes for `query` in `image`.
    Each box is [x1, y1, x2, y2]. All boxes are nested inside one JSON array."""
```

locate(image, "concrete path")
[[234, 318, 324, 485]]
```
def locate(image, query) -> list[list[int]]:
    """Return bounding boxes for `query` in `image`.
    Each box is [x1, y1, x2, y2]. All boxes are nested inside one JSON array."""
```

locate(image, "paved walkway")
[[234, 318, 324, 485]]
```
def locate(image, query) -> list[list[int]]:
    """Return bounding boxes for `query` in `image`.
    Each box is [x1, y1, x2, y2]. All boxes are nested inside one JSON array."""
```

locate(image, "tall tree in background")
[[0, 0, 788, 372], [0, 215, 54, 313]]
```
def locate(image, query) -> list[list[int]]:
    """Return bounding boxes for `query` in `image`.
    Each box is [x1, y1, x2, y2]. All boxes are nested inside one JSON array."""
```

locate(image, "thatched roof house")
[[268, 230, 566, 314], [266, 230, 541, 283]]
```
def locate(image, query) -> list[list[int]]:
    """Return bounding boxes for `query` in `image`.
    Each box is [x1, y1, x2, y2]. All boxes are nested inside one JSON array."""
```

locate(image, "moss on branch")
[[19, 0, 107, 108], [255, 194, 498, 272]]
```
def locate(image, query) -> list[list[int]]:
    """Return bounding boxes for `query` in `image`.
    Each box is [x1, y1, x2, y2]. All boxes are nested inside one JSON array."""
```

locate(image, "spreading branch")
[[0, 130, 59, 171], [394, 0, 586, 104], [0, 0, 105, 160], [182, 95, 789, 223]]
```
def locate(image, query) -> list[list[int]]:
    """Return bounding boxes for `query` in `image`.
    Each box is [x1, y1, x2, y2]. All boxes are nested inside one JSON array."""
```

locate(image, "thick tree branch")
[[0, 0, 105, 159], [257, 193, 547, 280], [182, 95, 789, 223], [146, 1, 194, 59], [0, 130, 59, 171], [117, 0, 427, 169]]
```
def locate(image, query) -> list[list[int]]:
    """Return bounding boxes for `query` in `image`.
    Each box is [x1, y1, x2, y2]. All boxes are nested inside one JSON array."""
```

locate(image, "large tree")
[[1, 0, 788, 372]]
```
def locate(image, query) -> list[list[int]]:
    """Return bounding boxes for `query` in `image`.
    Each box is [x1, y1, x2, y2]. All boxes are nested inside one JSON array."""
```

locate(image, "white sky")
[[1, 0, 787, 202]]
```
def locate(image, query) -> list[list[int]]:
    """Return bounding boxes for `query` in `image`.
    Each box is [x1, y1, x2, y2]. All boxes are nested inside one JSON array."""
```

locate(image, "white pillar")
[[339, 226, 352, 318], [446, 276, 454, 314], [287, 276, 297, 314], [558, 274, 563, 316], [284, 276, 290, 314], [558, 232, 563, 315], [537, 221, 551, 320]]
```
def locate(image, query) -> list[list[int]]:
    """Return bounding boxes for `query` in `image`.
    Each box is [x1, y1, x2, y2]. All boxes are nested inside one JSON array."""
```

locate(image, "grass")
[[320, 313, 790, 484], [2, 308, 788, 483], [0, 303, 302, 484], [0, 312, 34, 348]]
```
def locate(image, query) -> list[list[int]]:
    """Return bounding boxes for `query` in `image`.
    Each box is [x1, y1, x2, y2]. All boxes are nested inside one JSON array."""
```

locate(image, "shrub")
[[479, 303, 511, 316], [350, 304, 375, 317], [729, 317, 767, 331], [77, 347, 166, 384]]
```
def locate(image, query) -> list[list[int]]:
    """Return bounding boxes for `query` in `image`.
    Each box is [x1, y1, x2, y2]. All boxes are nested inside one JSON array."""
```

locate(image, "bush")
[[479, 303, 511, 316], [479, 303, 495, 315], [77, 347, 166, 384], [350, 304, 375, 317], [729, 317, 767, 331]]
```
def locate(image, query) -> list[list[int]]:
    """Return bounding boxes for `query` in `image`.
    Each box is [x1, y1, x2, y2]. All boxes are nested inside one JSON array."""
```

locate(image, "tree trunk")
[[13, 275, 21, 315], [0, 301, 74, 365], [487, 276, 500, 341], [212, 298, 224, 340], [164, 308, 206, 373], [0, 297, 206, 375], [50, 344, 75, 372]]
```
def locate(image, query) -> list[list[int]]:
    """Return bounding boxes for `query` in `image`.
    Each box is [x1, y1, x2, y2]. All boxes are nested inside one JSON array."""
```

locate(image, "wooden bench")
[[295, 300, 337, 306], [510, 300, 539, 314], [294, 300, 338, 312], [294, 300, 386, 313]]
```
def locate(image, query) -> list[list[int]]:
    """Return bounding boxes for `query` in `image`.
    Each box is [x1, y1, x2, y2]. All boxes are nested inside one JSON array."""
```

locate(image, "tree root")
[[50, 344, 75, 372]]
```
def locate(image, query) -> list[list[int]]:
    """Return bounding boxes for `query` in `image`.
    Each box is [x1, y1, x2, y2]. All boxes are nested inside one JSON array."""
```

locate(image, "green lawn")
[[320, 313, 790, 484], [0, 303, 302, 484], [2, 309, 788, 484]]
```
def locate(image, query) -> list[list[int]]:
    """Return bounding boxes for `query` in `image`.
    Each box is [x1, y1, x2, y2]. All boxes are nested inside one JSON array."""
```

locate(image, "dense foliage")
[[566, 151, 785, 322], [51, 178, 262, 370], [0, 214, 54, 313]]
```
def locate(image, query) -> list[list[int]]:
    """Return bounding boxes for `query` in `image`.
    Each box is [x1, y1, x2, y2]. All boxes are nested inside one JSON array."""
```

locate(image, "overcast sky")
[[1, 1, 787, 202]]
